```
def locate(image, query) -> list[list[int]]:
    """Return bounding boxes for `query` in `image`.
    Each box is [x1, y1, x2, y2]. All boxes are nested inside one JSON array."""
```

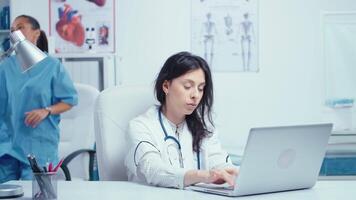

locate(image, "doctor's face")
[[163, 68, 206, 116]]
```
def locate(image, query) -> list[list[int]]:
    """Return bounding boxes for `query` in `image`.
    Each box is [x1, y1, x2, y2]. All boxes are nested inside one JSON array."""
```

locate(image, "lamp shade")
[[9, 30, 47, 72]]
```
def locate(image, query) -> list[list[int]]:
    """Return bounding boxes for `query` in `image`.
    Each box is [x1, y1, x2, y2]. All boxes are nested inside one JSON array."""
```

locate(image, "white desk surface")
[[8, 180, 356, 200]]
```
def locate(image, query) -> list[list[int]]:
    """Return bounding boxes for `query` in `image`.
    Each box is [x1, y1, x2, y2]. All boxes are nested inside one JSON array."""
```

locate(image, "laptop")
[[188, 123, 333, 197]]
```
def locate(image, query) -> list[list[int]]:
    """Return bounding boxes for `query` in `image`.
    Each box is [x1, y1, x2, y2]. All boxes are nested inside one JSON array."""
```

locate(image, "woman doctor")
[[125, 52, 238, 189], [0, 15, 77, 182]]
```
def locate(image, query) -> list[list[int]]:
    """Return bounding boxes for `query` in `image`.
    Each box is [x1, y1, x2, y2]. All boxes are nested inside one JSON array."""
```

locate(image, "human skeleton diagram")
[[201, 12, 217, 66], [239, 12, 255, 71]]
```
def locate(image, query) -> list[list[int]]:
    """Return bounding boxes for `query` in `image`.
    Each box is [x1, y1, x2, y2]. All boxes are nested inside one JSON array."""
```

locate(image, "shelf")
[[52, 53, 116, 58], [0, 29, 10, 34], [329, 130, 356, 144], [332, 130, 356, 136]]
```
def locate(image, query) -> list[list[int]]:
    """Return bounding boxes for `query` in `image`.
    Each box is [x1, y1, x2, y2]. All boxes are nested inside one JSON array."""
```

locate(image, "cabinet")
[[0, 29, 10, 53], [0, 0, 11, 54], [54, 53, 117, 91]]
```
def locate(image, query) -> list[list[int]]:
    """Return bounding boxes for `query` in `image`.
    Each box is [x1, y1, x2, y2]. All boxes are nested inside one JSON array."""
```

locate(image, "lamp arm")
[[0, 41, 19, 60]]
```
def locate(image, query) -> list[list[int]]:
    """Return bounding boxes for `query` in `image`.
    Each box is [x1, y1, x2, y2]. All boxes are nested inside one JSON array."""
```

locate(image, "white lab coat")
[[125, 105, 233, 189]]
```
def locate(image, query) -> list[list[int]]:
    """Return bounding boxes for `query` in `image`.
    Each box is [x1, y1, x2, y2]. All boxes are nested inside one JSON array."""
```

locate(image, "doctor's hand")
[[184, 168, 239, 187], [205, 168, 238, 186], [24, 109, 50, 128]]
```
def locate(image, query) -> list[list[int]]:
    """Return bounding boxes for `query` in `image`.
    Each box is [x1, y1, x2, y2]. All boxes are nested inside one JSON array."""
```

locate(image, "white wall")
[[10, 0, 50, 36], [116, 0, 191, 85], [11, 0, 356, 153], [116, 0, 356, 153]]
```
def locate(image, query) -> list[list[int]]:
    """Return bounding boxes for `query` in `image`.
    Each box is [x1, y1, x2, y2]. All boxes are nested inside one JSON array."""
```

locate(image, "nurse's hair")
[[154, 51, 214, 152], [15, 15, 48, 52]]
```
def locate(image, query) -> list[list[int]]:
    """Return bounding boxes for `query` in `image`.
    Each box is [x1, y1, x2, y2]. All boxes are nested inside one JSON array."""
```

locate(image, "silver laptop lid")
[[235, 123, 333, 196]]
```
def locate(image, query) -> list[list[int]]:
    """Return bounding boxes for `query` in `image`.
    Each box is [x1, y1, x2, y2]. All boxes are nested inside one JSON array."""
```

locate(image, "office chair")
[[59, 83, 100, 181], [94, 85, 156, 181]]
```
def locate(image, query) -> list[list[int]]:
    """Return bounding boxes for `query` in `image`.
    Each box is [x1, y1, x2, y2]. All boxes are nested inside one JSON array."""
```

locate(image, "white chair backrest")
[[59, 83, 99, 180], [94, 85, 156, 181]]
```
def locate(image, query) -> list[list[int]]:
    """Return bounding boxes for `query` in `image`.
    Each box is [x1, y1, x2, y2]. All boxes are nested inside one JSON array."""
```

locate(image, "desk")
[[8, 180, 356, 200]]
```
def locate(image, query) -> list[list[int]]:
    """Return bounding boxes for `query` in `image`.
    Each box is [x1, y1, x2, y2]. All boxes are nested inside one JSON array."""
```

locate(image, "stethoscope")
[[158, 107, 201, 169], [133, 107, 229, 168]]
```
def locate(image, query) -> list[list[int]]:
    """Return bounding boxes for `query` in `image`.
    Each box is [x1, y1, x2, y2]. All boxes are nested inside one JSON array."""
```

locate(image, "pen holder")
[[32, 172, 57, 200]]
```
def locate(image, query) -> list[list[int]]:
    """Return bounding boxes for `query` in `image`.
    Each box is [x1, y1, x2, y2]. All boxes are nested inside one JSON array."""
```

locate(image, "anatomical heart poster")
[[49, 0, 115, 53]]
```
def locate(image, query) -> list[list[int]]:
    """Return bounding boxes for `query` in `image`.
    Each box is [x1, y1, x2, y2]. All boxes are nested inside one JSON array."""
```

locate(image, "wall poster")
[[49, 0, 115, 53], [191, 0, 258, 72]]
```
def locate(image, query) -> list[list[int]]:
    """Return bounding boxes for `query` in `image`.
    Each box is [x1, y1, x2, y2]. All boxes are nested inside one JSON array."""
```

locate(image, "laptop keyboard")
[[194, 183, 234, 190]]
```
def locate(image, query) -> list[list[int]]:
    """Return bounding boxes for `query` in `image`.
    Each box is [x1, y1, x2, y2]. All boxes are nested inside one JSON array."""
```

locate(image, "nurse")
[[125, 52, 238, 189], [0, 15, 78, 183]]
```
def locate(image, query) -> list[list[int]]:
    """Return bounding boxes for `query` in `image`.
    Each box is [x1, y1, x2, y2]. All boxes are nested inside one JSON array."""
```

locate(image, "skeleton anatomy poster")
[[191, 0, 258, 72], [50, 0, 115, 53]]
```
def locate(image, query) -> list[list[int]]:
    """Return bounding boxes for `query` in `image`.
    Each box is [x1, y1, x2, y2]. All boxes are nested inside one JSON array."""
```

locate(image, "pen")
[[52, 158, 64, 172], [27, 154, 43, 173], [48, 162, 53, 172]]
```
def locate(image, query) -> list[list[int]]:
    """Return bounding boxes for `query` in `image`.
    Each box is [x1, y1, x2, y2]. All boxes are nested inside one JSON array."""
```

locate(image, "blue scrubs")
[[0, 55, 78, 182]]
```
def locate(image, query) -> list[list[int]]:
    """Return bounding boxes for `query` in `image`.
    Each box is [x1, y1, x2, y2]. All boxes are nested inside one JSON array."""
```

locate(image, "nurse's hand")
[[24, 109, 50, 128]]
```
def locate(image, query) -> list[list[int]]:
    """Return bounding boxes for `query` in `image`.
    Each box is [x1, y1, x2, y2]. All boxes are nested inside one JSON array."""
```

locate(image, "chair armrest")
[[60, 149, 96, 181]]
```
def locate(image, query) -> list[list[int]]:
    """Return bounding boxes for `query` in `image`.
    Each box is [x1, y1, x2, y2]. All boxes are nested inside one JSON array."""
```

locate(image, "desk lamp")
[[0, 30, 48, 198], [0, 30, 47, 72]]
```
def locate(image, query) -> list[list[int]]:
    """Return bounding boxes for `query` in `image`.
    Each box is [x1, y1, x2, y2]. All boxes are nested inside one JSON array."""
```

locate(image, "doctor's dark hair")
[[154, 51, 214, 152], [15, 15, 48, 52]]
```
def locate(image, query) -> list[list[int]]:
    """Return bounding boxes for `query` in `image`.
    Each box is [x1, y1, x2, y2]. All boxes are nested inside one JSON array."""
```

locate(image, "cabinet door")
[[62, 57, 104, 91]]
